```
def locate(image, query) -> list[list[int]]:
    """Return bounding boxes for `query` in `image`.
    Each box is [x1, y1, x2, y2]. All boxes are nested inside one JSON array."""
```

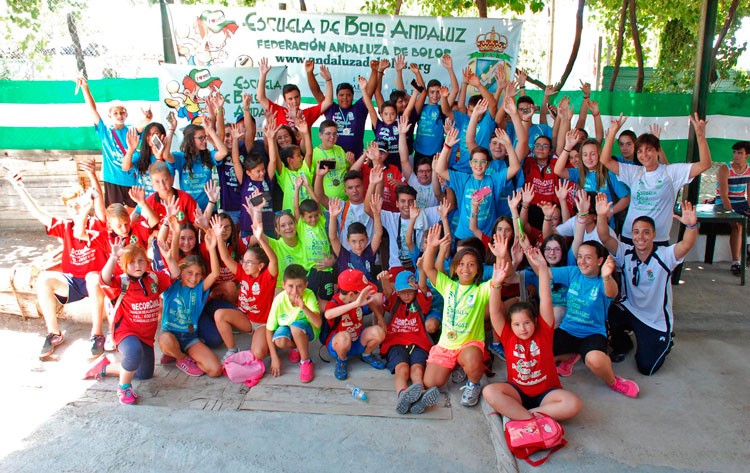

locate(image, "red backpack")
[[504, 412, 567, 466]]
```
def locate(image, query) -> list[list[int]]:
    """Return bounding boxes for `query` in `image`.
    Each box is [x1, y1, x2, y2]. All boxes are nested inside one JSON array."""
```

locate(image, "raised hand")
[[379, 58, 391, 72], [601, 255, 616, 279], [494, 128, 512, 148], [539, 201, 557, 218], [319, 65, 331, 82], [329, 197, 343, 217], [574, 189, 590, 215], [126, 127, 139, 152], [508, 190, 522, 211], [554, 179, 570, 204], [395, 54, 405, 71], [409, 204, 420, 220], [564, 129, 580, 151], [304, 59, 315, 74], [164, 195, 179, 219], [491, 259, 510, 287], [595, 192, 612, 217], [544, 84, 556, 97], [444, 127, 459, 148], [440, 86, 450, 98], [588, 99, 600, 116], [259, 57, 270, 75], [194, 207, 210, 230], [371, 193, 383, 214], [397, 113, 412, 135], [472, 98, 488, 117], [515, 68, 527, 85], [357, 75, 368, 92], [674, 200, 697, 226], [688, 113, 707, 140], [524, 246, 546, 271], [355, 285, 376, 307], [210, 214, 224, 239], [128, 186, 146, 205], [369, 165, 384, 185], [241, 92, 252, 110], [111, 236, 127, 258], [521, 182, 535, 206], [502, 95, 517, 116], [579, 79, 591, 97], [438, 196, 453, 219], [204, 180, 219, 204], [425, 223, 443, 249], [494, 65, 508, 88], [607, 113, 629, 137]]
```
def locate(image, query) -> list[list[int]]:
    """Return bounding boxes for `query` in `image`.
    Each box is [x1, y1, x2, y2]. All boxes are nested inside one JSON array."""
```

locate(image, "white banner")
[[168, 7, 523, 98], [158, 65, 286, 137]]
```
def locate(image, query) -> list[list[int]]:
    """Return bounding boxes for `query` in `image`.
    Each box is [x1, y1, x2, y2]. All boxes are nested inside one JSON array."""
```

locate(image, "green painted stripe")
[[0, 79, 160, 104], [0, 127, 100, 150], [640, 138, 738, 164]]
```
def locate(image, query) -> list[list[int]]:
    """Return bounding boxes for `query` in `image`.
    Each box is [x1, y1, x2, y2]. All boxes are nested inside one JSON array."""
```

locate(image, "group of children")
[[6, 56, 737, 424]]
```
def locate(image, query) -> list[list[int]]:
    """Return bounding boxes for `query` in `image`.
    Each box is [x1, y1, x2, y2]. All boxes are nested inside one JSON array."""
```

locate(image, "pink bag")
[[504, 412, 567, 466], [223, 351, 266, 388]]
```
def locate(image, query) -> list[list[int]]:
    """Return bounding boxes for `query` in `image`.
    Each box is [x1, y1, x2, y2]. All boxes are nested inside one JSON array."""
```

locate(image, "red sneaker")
[[299, 359, 314, 383], [556, 354, 581, 377]]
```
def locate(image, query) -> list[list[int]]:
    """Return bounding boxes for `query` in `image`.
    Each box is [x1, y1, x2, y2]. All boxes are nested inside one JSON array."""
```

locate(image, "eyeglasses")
[[632, 261, 641, 286], [519, 107, 532, 113], [534, 144, 551, 150], [195, 135, 208, 141], [241, 259, 259, 266], [469, 159, 488, 165], [322, 131, 338, 136], [544, 247, 562, 253]]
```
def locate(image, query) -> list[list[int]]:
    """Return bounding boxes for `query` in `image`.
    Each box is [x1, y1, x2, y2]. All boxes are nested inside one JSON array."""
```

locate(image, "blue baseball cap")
[[394, 271, 417, 292]]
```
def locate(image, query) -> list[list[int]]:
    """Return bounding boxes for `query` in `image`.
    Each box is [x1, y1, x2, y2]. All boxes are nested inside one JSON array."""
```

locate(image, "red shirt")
[[235, 266, 276, 324], [361, 162, 404, 212], [200, 241, 238, 284], [102, 270, 173, 347], [145, 188, 197, 225], [47, 217, 109, 278], [500, 314, 561, 397], [381, 290, 433, 355], [523, 156, 560, 206], [324, 294, 364, 345], [266, 102, 323, 127]]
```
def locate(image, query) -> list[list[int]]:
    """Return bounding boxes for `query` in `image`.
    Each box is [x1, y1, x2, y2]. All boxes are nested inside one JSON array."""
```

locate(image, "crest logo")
[[468, 27, 512, 94]]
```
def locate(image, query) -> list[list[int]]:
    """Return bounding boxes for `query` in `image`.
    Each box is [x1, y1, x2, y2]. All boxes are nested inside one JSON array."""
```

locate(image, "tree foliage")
[[590, 0, 749, 92], [361, 0, 545, 18]]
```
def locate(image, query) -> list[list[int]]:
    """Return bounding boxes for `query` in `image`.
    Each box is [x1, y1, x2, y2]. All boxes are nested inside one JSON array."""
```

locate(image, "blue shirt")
[[162, 281, 210, 333], [415, 104, 445, 156], [506, 122, 553, 150], [567, 168, 630, 227], [172, 150, 218, 210], [448, 168, 509, 239], [96, 119, 136, 186], [551, 266, 611, 338], [523, 268, 567, 308], [487, 160, 524, 217]]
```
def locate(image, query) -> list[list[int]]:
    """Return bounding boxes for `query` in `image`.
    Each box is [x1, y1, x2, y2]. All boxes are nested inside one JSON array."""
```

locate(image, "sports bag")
[[504, 412, 567, 466], [223, 350, 266, 388]]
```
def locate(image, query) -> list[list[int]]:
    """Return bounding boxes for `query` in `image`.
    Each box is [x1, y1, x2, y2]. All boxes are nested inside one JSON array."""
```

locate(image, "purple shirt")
[[239, 176, 275, 233], [336, 245, 377, 283], [325, 99, 369, 157]]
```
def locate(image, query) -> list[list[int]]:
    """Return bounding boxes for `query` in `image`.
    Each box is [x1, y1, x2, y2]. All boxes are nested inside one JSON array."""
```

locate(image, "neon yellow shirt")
[[269, 237, 309, 288], [433, 271, 491, 350], [266, 287, 321, 338], [296, 217, 332, 273], [277, 161, 314, 211], [313, 145, 349, 201]]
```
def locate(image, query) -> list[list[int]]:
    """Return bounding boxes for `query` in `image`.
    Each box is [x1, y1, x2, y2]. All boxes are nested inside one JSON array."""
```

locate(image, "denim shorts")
[[168, 330, 201, 352], [272, 319, 314, 342]]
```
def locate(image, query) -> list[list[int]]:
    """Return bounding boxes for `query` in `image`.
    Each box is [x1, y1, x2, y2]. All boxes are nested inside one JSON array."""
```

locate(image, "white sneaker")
[[104, 332, 116, 351], [460, 381, 481, 407]]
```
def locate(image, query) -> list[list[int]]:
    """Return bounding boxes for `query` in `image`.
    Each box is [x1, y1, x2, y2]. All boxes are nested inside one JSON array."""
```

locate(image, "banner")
[[168, 7, 523, 98], [158, 65, 286, 138]]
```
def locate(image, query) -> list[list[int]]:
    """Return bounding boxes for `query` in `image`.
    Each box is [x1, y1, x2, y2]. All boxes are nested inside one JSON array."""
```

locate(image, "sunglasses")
[[632, 261, 641, 287]]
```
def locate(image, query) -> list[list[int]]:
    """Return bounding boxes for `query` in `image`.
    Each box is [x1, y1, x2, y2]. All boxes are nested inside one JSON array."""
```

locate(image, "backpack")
[[110, 272, 160, 333], [223, 350, 266, 388], [504, 412, 567, 466]]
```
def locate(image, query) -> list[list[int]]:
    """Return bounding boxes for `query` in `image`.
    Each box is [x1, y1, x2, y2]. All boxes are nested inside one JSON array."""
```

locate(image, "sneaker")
[[222, 348, 239, 363], [160, 354, 176, 364], [288, 348, 301, 363], [83, 355, 110, 380], [731, 263, 742, 276], [299, 359, 314, 383], [117, 385, 138, 405], [361, 352, 386, 370], [460, 381, 482, 407], [611, 375, 640, 398], [396, 383, 423, 415], [334, 358, 349, 380], [176, 356, 204, 377], [39, 332, 65, 359], [104, 331, 116, 351], [450, 366, 467, 384], [556, 354, 581, 377], [90, 334, 106, 357], [409, 386, 441, 414], [610, 351, 626, 363], [488, 342, 506, 361]]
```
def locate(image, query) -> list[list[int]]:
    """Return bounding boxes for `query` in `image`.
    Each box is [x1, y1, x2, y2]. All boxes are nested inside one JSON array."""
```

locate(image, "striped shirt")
[[715, 162, 750, 203]]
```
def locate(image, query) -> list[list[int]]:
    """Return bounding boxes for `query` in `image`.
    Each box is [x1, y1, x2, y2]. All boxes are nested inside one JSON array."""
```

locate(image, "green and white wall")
[[0, 79, 748, 162]]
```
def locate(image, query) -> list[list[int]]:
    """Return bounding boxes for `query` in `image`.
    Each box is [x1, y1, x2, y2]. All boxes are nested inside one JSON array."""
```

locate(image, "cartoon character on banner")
[[164, 68, 223, 126], [467, 27, 513, 94], [175, 10, 239, 67]]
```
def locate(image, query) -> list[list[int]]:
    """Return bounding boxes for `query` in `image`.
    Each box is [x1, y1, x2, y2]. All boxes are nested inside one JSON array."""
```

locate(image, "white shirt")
[[556, 216, 616, 245], [617, 163, 692, 242], [407, 174, 440, 209], [381, 206, 440, 268], [336, 201, 373, 251]]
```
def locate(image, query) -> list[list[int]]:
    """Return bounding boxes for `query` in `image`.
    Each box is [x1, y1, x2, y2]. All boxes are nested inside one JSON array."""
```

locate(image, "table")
[[674, 203, 747, 286]]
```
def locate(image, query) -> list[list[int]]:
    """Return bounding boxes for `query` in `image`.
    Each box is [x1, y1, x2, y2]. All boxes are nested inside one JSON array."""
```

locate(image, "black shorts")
[[510, 384, 560, 410], [385, 344, 429, 373], [307, 268, 335, 300], [104, 182, 136, 208], [553, 328, 608, 358]]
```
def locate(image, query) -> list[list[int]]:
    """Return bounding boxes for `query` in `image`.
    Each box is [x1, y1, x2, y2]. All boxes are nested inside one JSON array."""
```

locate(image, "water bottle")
[[346, 383, 368, 401]]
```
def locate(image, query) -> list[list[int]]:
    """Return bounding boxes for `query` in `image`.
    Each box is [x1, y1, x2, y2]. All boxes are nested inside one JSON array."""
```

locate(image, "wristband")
[[490, 282, 502, 290], [563, 148, 571, 153], [521, 205, 529, 210], [519, 86, 526, 89], [208, 200, 217, 204], [603, 276, 612, 281], [443, 143, 452, 149], [168, 128, 176, 132], [326, 79, 332, 82], [686, 223, 699, 229], [584, 95, 590, 99], [544, 217, 553, 221], [577, 212, 589, 217], [593, 112, 600, 117]]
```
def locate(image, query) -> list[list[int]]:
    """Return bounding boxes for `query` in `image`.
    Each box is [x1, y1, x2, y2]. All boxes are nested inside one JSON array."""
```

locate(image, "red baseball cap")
[[338, 269, 377, 293]]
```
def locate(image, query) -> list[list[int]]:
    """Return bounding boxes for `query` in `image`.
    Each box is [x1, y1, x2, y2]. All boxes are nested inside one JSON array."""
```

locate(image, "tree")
[[592, 0, 749, 92], [362, 0, 545, 18]]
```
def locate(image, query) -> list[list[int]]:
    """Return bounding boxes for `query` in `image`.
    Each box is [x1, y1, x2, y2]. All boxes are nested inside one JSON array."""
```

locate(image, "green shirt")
[[433, 271, 491, 350], [266, 288, 321, 338], [269, 237, 309, 288], [296, 217, 333, 273], [313, 145, 349, 201], [277, 161, 314, 211]]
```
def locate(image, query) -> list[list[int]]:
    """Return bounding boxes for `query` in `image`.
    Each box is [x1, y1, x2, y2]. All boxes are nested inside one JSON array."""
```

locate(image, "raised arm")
[[79, 157, 106, 222], [370, 193, 384, 252], [435, 127, 458, 182], [595, 193, 619, 255], [101, 237, 125, 286], [121, 128, 139, 172], [4, 171, 53, 227], [487, 243, 511, 335], [253, 213, 278, 277], [601, 114, 628, 175], [201, 231, 221, 289], [497, 128, 520, 179], [571, 189, 589, 256], [688, 113, 712, 178], [230, 124, 245, 185], [374, 59, 389, 109], [305, 59, 325, 103], [77, 76, 102, 125], [358, 76, 379, 127], [318, 65, 334, 113], [439, 86, 454, 122], [525, 247, 554, 327], [673, 201, 700, 261], [503, 95, 530, 160], [241, 93, 256, 148], [129, 187, 159, 228], [394, 55, 406, 93], [204, 114, 228, 162], [398, 114, 414, 179], [363, 165, 382, 217], [327, 197, 343, 257], [467, 71, 498, 117], [600, 255, 618, 299], [555, 130, 580, 179], [264, 117, 280, 181], [441, 53, 460, 105], [466, 98, 488, 153], [211, 214, 238, 274], [421, 224, 445, 286], [539, 84, 556, 127], [256, 58, 271, 109], [589, 99, 604, 144]]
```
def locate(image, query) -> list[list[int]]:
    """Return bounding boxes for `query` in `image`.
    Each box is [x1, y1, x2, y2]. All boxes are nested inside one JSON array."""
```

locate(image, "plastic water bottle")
[[346, 383, 368, 401]]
